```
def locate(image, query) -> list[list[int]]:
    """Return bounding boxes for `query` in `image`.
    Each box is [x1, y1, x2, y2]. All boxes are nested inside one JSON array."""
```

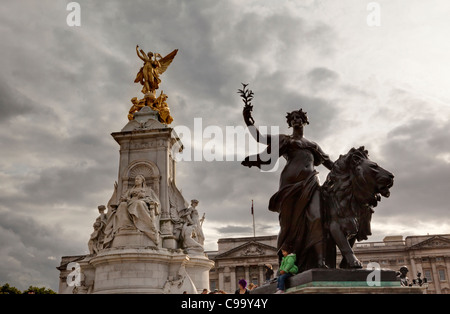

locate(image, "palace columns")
[[446, 257, 450, 285], [430, 259, 441, 294], [230, 266, 236, 291], [244, 266, 250, 284], [218, 267, 225, 291], [259, 264, 265, 285]]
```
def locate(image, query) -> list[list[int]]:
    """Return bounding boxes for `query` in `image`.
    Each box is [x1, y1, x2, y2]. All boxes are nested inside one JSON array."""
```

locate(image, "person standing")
[[264, 264, 274, 283], [234, 279, 250, 294]]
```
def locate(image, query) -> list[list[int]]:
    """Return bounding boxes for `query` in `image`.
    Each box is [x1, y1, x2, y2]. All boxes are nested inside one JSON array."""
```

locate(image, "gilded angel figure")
[[134, 45, 178, 94]]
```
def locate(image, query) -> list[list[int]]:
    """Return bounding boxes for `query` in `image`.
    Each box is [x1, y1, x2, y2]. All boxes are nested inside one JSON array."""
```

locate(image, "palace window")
[[424, 270, 432, 282], [438, 269, 446, 281]]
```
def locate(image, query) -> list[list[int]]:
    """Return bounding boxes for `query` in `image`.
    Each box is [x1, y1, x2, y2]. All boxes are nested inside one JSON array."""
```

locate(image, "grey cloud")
[[246, 85, 340, 142], [176, 159, 281, 227], [21, 163, 115, 206], [0, 209, 85, 290], [307, 67, 339, 85], [374, 119, 450, 220], [217, 225, 253, 234], [0, 79, 45, 122]]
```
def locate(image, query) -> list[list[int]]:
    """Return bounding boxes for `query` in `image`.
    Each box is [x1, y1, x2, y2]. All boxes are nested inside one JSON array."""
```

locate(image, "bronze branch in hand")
[[238, 83, 255, 125]]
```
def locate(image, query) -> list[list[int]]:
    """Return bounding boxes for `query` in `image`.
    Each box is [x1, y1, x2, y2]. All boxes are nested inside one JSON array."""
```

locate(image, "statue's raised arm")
[[238, 84, 281, 169], [238, 83, 270, 145], [136, 45, 147, 61]]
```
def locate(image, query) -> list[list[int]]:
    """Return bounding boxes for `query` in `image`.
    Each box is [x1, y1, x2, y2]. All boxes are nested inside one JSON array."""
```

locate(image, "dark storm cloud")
[[376, 118, 450, 220], [0, 209, 85, 290], [0, 80, 33, 122], [21, 163, 114, 206]]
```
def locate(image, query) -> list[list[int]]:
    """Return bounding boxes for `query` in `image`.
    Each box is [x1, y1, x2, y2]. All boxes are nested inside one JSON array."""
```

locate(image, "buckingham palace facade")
[[206, 235, 279, 292], [206, 233, 450, 294]]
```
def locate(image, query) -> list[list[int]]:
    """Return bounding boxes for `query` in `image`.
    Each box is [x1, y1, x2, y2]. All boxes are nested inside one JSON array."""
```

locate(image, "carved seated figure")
[[88, 205, 107, 255], [180, 200, 205, 246], [128, 97, 146, 121], [154, 92, 173, 125], [103, 175, 161, 247], [181, 223, 203, 252]]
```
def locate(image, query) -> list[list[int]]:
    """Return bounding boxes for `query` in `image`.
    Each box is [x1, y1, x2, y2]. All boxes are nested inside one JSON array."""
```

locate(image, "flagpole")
[[252, 199, 256, 238]]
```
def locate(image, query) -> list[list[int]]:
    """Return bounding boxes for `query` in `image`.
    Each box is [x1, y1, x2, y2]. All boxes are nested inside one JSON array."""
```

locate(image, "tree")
[[0, 283, 22, 294], [0, 283, 57, 294], [22, 286, 57, 294]]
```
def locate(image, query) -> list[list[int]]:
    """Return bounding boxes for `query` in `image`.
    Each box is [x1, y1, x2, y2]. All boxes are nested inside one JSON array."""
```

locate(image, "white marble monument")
[[57, 47, 214, 293]]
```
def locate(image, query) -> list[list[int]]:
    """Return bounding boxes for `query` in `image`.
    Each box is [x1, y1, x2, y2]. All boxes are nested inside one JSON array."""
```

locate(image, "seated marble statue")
[[181, 223, 203, 251], [103, 175, 160, 247]]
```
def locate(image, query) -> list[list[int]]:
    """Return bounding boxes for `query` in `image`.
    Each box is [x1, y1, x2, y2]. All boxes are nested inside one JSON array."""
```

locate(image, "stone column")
[[259, 264, 264, 285], [230, 266, 236, 292], [156, 142, 170, 215], [409, 256, 417, 278], [445, 257, 450, 285], [218, 267, 224, 291], [224, 266, 230, 292], [414, 259, 422, 278], [430, 259, 441, 294], [244, 266, 250, 284]]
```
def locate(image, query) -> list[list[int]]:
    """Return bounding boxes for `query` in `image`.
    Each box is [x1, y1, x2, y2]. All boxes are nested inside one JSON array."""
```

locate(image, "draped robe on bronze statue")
[[243, 135, 331, 271]]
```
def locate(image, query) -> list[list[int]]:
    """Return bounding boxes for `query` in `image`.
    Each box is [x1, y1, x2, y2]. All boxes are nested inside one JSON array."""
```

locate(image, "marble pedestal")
[[111, 229, 160, 249], [83, 247, 213, 294]]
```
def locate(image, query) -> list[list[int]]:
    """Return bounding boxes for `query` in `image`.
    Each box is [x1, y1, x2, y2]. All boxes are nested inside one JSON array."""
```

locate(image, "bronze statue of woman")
[[241, 89, 334, 271]]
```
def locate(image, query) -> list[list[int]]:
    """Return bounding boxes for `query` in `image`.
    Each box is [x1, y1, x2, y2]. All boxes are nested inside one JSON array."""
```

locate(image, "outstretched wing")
[[134, 67, 144, 84], [157, 49, 178, 75]]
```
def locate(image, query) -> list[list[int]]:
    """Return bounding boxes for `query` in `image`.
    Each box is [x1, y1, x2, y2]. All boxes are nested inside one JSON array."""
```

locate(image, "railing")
[[354, 241, 405, 249]]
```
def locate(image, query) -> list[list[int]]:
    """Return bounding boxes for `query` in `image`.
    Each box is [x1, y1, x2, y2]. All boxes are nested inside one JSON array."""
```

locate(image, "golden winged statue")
[[134, 45, 178, 95]]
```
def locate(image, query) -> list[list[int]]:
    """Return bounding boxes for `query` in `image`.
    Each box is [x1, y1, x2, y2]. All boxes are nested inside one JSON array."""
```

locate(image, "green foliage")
[[1, 283, 22, 294], [22, 285, 57, 294], [1, 283, 57, 294]]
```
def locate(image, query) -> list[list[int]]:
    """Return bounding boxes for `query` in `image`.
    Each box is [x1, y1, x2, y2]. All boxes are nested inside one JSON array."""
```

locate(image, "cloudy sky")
[[1, 0, 449, 291]]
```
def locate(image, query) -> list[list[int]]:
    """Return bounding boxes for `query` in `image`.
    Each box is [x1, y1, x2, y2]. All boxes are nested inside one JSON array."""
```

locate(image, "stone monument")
[[57, 46, 213, 294]]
